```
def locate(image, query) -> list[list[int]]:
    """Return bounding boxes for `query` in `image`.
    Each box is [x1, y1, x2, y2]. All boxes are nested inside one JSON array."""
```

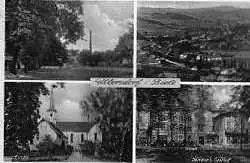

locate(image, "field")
[[6, 66, 133, 80]]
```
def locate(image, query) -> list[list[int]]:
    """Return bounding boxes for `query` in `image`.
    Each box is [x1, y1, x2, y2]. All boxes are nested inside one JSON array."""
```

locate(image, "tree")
[[176, 86, 197, 145], [6, 0, 85, 74], [137, 85, 217, 146], [137, 88, 186, 144], [36, 135, 55, 158], [80, 88, 132, 161], [231, 86, 250, 116], [114, 26, 133, 65], [228, 86, 250, 150], [4, 82, 49, 156]]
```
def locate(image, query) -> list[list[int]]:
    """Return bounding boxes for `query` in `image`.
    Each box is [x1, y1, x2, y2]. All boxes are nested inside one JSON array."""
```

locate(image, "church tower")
[[47, 87, 57, 124]]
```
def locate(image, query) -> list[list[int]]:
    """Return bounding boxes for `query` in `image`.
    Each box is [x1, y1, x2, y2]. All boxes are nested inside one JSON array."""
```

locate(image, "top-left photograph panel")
[[5, 1, 133, 80]]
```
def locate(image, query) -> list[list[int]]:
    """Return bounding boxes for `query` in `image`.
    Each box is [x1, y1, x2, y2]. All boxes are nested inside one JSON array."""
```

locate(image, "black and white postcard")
[[2, 1, 250, 163]]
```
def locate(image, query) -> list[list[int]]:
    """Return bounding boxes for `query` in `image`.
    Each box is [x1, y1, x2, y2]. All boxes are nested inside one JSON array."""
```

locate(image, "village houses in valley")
[[29, 87, 102, 151]]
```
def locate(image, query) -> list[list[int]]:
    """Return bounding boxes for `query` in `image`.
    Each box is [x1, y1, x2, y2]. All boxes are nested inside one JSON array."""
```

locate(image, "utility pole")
[[89, 29, 92, 55]]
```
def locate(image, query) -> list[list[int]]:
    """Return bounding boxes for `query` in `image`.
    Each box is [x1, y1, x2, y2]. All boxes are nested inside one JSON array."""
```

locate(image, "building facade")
[[137, 109, 217, 146], [213, 112, 249, 145], [57, 122, 102, 148]]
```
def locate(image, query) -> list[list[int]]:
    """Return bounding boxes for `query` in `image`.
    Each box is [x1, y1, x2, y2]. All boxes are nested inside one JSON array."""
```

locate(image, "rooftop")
[[57, 122, 97, 133]]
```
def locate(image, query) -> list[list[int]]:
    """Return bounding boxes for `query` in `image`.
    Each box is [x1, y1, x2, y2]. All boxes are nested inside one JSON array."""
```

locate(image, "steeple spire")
[[47, 87, 57, 124], [47, 87, 57, 113]]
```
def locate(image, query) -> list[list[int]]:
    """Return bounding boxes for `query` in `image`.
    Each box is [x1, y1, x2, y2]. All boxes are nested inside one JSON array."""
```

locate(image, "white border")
[[0, 0, 4, 161], [3, 1, 250, 163], [181, 82, 250, 85], [133, 0, 137, 79], [132, 87, 136, 163]]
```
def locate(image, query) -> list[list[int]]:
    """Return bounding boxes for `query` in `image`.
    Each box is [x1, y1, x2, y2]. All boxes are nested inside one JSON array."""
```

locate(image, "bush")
[[79, 141, 96, 154], [36, 135, 71, 156]]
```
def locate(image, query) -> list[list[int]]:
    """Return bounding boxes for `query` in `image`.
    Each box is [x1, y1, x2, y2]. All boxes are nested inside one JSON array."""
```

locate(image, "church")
[[30, 88, 102, 151]]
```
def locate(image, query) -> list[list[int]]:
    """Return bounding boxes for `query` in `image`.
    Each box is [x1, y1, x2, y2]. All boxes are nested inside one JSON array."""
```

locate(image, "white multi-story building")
[[137, 109, 216, 145]]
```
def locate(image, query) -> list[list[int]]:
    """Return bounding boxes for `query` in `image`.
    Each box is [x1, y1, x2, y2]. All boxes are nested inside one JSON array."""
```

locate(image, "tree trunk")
[[157, 112, 160, 142], [184, 111, 187, 146], [10, 52, 18, 75], [148, 110, 153, 145], [170, 112, 174, 142], [119, 127, 132, 162], [240, 113, 243, 151]]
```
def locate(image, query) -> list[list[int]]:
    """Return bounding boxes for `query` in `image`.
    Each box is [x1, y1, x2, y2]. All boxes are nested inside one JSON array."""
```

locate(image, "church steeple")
[[47, 87, 57, 124]]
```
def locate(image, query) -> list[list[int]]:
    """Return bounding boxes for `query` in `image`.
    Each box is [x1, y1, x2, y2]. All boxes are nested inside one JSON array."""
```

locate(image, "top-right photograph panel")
[[137, 1, 250, 82]]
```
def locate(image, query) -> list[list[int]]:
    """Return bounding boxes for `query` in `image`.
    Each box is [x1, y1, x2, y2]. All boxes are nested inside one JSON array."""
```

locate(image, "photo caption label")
[[91, 78, 180, 88]]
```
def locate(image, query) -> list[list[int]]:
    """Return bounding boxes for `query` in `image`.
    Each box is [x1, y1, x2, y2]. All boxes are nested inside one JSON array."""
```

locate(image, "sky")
[[209, 85, 235, 108], [67, 1, 133, 52], [39, 83, 96, 122], [138, 1, 250, 9]]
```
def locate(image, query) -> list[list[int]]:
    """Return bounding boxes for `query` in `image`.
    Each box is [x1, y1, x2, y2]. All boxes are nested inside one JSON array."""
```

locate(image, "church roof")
[[56, 122, 97, 133]]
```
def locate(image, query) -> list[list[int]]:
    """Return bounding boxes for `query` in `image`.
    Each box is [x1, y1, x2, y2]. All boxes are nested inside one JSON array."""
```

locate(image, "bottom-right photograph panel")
[[136, 85, 250, 163]]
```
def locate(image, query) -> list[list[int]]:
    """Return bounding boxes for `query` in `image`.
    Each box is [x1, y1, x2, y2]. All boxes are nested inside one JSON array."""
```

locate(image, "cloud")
[[39, 83, 96, 122], [209, 86, 234, 108], [56, 100, 82, 122], [67, 2, 132, 51]]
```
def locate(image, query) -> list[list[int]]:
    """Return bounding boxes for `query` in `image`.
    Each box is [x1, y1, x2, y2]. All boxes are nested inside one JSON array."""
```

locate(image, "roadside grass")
[[6, 66, 133, 80]]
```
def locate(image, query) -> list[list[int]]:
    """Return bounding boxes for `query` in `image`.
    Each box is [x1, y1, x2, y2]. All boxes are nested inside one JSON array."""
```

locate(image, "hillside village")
[[138, 6, 250, 81]]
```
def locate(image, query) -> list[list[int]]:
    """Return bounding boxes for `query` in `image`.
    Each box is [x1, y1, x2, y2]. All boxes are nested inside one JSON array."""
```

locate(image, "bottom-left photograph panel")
[[4, 82, 133, 162]]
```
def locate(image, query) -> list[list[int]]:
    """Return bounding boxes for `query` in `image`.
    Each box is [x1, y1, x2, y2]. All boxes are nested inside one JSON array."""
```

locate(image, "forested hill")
[[138, 6, 250, 35]]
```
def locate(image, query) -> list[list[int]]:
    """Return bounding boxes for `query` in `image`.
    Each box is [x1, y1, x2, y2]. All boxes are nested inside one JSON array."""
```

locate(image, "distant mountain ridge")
[[138, 5, 250, 35]]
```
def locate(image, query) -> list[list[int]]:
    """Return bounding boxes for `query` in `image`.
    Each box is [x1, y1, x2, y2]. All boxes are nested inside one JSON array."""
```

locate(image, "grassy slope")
[[14, 66, 133, 80]]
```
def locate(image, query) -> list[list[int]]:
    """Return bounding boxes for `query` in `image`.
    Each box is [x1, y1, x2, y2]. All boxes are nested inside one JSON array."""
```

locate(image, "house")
[[213, 112, 249, 145]]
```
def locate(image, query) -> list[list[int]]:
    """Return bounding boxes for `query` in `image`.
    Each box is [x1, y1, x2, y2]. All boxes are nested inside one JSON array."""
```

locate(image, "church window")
[[81, 133, 84, 142], [70, 133, 74, 143], [30, 140, 33, 145], [50, 113, 53, 117], [94, 133, 97, 141]]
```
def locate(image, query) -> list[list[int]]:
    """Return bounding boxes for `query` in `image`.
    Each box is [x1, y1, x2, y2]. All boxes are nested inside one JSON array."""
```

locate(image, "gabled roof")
[[213, 111, 248, 122], [56, 122, 97, 133], [39, 119, 67, 139]]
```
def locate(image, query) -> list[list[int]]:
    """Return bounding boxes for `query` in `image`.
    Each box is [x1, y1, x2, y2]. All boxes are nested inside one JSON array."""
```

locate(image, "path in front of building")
[[136, 151, 185, 163], [65, 151, 113, 162]]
